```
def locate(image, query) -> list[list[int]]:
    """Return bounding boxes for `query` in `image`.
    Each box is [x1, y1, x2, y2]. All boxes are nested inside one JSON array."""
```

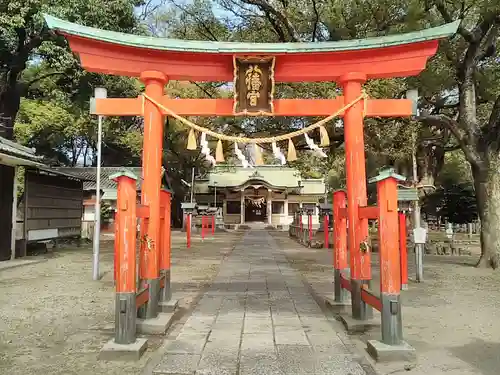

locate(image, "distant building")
[[193, 165, 326, 229], [55, 167, 173, 237], [56, 167, 142, 235]]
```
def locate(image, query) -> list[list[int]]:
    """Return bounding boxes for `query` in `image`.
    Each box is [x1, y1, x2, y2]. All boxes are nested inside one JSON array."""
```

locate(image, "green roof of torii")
[[44, 14, 459, 54]]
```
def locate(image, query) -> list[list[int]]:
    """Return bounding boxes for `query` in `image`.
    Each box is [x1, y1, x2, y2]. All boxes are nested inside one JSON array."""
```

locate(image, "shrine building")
[[193, 165, 325, 229]]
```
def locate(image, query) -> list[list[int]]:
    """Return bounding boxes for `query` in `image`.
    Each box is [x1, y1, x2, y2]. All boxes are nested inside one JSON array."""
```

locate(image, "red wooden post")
[[114, 210, 119, 284], [201, 215, 206, 240], [160, 190, 172, 301], [324, 214, 329, 249], [333, 190, 349, 303], [139, 71, 167, 319], [341, 73, 371, 321], [186, 214, 191, 248], [308, 213, 312, 243], [139, 218, 149, 280], [399, 212, 408, 290], [212, 215, 215, 235], [373, 169, 406, 346], [111, 172, 138, 344], [158, 203, 164, 272]]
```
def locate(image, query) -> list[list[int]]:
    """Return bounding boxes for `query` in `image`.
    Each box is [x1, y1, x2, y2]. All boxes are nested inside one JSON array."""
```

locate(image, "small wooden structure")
[[0, 136, 84, 261], [16, 169, 83, 257]]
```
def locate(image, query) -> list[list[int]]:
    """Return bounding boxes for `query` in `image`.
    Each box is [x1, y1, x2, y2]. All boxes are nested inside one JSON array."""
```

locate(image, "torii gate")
[[43, 14, 458, 358]]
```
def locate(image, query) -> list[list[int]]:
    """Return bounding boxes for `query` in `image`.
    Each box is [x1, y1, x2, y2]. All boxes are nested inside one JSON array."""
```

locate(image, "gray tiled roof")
[[55, 167, 142, 190], [0, 136, 42, 161]]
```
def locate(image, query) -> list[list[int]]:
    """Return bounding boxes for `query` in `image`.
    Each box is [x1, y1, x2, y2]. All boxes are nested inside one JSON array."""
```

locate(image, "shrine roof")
[[44, 14, 459, 54], [194, 165, 325, 195]]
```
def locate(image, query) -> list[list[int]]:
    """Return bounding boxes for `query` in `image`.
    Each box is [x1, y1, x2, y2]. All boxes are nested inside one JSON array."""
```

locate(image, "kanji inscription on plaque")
[[233, 56, 275, 115]]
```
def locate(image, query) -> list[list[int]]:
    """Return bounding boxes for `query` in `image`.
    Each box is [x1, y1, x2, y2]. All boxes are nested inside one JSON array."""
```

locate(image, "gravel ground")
[[271, 232, 500, 375], [0, 230, 241, 375]]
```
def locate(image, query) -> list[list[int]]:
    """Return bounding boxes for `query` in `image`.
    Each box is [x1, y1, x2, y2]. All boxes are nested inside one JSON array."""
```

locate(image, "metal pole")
[[407, 88, 423, 283], [214, 182, 217, 233], [187, 214, 191, 248], [324, 214, 329, 249], [92, 87, 107, 281], [412, 135, 424, 282], [190, 167, 195, 203]]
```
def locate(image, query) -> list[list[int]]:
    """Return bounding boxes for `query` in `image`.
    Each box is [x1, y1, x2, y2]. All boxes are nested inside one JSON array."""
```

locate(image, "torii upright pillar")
[[341, 73, 372, 321], [138, 71, 167, 319]]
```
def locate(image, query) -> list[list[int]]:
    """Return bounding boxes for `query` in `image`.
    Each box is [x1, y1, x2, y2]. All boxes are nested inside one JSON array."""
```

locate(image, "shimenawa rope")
[[141, 92, 368, 144]]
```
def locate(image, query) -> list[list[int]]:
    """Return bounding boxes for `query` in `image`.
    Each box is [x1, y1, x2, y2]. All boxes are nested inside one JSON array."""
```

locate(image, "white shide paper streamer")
[[304, 133, 327, 158], [200, 132, 216, 166]]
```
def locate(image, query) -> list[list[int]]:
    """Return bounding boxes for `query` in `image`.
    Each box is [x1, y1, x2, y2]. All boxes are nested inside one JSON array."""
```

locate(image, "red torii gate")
[[43, 14, 458, 360]]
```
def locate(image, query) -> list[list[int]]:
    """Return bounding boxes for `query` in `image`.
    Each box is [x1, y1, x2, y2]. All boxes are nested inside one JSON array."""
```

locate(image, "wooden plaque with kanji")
[[233, 56, 275, 115]]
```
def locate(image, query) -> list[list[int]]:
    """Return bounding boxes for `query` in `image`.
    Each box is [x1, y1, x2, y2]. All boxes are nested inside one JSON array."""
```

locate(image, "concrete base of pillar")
[[339, 313, 380, 334], [324, 296, 351, 315], [99, 338, 148, 361], [138, 278, 161, 319], [159, 298, 179, 313], [136, 312, 174, 335], [161, 270, 172, 302], [366, 339, 416, 362], [401, 284, 409, 291]]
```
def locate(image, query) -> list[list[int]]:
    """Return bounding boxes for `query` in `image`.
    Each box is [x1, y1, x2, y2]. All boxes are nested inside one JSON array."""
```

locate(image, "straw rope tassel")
[[187, 129, 197, 150], [319, 126, 330, 147], [254, 144, 264, 165], [215, 139, 225, 162], [287, 139, 297, 161]]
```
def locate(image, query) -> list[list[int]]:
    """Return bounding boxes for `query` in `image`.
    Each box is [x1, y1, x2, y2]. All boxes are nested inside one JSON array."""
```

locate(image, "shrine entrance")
[[43, 14, 458, 360], [244, 196, 267, 223]]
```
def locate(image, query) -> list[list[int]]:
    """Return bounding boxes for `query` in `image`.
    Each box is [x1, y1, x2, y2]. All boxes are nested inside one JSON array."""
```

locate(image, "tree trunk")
[[0, 77, 22, 140], [417, 142, 445, 188], [472, 159, 500, 269]]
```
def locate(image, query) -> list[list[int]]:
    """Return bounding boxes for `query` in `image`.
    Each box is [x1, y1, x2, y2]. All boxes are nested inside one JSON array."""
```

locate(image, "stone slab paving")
[[154, 230, 368, 375]]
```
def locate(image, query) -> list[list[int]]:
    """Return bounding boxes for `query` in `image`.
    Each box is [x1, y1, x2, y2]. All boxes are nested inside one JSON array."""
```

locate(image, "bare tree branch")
[[263, 12, 288, 42], [240, 0, 299, 41], [418, 113, 483, 168], [26, 71, 66, 88], [471, 12, 500, 43], [311, 0, 320, 42], [138, 0, 167, 21], [216, 0, 263, 19], [432, 0, 474, 42], [169, 0, 220, 41], [476, 23, 499, 62], [485, 93, 500, 149], [423, 95, 459, 110]]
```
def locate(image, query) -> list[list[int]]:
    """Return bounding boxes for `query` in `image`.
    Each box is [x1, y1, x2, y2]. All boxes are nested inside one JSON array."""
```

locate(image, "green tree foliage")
[[0, 0, 145, 170], [0, 0, 144, 139]]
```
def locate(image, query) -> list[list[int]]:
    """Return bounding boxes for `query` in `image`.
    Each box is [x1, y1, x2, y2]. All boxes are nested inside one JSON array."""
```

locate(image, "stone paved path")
[[153, 230, 368, 375]]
